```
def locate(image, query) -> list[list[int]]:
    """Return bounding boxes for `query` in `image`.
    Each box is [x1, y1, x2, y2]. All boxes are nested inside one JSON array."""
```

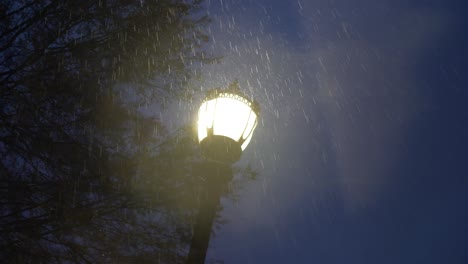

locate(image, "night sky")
[[184, 0, 468, 263]]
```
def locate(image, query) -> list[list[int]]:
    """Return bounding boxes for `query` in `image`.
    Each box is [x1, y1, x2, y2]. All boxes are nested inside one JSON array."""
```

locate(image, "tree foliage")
[[0, 0, 219, 262]]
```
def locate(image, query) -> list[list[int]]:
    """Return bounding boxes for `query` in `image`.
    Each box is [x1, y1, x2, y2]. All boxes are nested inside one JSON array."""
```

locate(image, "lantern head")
[[197, 84, 259, 163]]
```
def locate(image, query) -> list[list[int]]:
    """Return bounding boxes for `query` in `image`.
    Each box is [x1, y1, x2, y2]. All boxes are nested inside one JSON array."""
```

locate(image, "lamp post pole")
[[186, 162, 232, 264], [186, 83, 259, 264]]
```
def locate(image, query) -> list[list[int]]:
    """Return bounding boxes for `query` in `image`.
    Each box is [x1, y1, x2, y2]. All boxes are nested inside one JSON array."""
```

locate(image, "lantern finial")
[[228, 80, 240, 91]]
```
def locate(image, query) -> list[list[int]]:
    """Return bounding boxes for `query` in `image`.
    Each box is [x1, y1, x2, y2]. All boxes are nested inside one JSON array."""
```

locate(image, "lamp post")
[[186, 82, 259, 264]]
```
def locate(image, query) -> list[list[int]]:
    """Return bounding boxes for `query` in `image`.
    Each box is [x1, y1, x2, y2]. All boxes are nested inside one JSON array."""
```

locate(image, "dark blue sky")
[[188, 0, 468, 263]]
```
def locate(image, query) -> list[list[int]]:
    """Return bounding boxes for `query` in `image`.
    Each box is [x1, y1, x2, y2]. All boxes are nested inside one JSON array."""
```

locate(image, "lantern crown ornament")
[[197, 82, 260, 164]]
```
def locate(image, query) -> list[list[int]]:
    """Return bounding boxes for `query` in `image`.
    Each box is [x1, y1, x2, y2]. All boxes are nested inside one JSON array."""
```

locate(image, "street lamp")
[[197, 85, 260, 164], [187, 82, 260, 264]]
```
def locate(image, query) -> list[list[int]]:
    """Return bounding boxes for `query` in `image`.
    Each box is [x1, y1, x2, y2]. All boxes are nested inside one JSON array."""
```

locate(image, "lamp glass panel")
[[212, 97, 251, 141], [197, 122, 208, 142], [239, 112, 257, 150], [241, 122, 256, 150], [242, 112, 257, 140], [197, 100, 214, 142]]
